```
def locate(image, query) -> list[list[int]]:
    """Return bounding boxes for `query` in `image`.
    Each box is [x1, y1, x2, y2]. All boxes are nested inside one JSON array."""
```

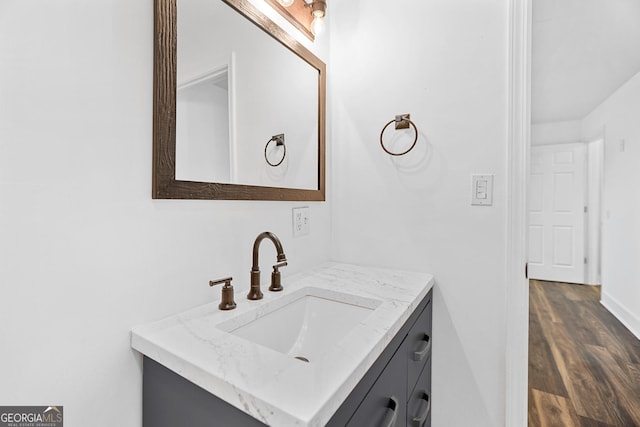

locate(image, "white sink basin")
[[217, 288, 381, 363]]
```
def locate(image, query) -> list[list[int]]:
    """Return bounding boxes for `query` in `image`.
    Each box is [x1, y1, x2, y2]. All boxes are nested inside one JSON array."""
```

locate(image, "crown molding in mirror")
[[152, 0, 326, 201]]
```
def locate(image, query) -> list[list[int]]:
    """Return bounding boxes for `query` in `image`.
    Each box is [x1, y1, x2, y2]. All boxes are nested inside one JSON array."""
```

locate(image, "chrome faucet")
[[248, 232, 287, 300]]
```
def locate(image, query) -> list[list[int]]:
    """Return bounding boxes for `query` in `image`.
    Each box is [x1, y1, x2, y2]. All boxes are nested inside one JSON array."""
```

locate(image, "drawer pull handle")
[[413, 334, 432, 361], [412, 392, 431, 427], [381, 396, 399, 427]]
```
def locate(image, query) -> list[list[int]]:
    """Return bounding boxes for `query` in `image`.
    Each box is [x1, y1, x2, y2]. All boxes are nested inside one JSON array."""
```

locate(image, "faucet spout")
[[248, 232, 287, 300], [252, 231, 287, 271]]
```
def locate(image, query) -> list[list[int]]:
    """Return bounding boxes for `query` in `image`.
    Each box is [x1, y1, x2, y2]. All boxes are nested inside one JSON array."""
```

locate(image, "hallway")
[[528, 280, 640, 426]]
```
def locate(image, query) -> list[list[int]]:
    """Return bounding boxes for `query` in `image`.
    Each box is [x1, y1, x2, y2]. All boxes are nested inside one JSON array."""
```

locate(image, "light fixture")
[[266, 0, 326, 40], [304, 0, 326, 35], [311, 16, 325, 35]]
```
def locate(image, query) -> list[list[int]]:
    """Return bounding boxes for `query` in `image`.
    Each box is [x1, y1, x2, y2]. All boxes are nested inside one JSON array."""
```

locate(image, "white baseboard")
[[600, 292, 640, 340]]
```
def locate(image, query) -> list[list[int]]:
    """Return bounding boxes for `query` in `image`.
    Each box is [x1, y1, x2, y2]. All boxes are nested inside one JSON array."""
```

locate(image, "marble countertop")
[[131, 262, 434, 426]]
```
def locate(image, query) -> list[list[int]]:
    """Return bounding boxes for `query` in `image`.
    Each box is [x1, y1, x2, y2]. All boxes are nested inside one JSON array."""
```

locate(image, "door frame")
[[586, 138, 604, 285], [506, 0, 530, 425]]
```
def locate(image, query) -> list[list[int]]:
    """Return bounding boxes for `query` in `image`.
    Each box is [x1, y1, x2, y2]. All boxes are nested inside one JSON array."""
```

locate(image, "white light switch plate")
[[292, 207, 310, 237], [471, 175, 494, 206]]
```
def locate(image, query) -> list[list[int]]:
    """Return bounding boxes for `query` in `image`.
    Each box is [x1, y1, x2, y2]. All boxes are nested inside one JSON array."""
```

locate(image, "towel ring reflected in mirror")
[[265, 134, 287, 167]]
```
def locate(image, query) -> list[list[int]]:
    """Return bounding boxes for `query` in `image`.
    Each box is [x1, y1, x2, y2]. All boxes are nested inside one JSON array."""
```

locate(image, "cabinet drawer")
[[407, 358, 432, 427], [406, 297, 432, 396], [347, 343, 408, 427]]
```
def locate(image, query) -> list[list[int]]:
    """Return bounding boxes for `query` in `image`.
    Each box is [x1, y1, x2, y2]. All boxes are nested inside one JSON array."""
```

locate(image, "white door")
[[528, 143, 587, 284]]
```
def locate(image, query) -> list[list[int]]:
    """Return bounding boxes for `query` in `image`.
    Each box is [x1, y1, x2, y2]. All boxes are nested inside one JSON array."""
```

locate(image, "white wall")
[[330, 1, 509, 425], [531, 119, 582, 145], [0, 1, 331, 426], [582, 71, 640, 338]]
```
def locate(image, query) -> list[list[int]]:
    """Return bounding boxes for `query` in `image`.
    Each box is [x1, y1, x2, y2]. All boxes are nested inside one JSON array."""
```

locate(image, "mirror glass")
[[171, 0, 320, 192]]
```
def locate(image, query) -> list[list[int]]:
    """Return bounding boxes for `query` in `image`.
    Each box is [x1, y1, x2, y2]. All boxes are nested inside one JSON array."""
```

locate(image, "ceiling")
[[532, 0, 640, 124]]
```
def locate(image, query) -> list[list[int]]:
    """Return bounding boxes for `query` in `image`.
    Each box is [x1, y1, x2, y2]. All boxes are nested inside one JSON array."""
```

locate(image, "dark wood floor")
[[529, 280, 640, 427]]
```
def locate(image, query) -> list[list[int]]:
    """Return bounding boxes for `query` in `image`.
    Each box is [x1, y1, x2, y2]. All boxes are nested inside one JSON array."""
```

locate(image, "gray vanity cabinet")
[[327, 289, 433, 427], [142, 289, 432, 427], [345, 343, 408, 426], [407, 360, 432, 427], [407, 299, 432, 396]]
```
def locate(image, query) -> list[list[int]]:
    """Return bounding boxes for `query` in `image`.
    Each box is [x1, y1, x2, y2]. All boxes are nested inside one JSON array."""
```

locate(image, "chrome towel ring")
[[380, 114, 418, 156], [264, 133, 286, 167]]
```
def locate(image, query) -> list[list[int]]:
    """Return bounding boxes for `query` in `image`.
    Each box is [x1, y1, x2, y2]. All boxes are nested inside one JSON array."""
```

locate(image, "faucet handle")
[[269, 262, 287, 292], [209, 277, 237, 311], [209, 277, 232, 287]]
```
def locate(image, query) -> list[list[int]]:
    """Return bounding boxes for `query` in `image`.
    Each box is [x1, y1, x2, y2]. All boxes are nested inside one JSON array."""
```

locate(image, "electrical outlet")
[[292, 207, 310, 237]]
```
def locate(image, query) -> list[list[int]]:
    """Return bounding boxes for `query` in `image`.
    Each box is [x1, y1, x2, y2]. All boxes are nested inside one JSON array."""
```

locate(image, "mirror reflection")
[[175, 0, 319, 190]]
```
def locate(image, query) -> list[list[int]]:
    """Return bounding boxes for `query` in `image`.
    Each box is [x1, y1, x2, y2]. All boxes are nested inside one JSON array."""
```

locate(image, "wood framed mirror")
[[153, 0, 326, 200]]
